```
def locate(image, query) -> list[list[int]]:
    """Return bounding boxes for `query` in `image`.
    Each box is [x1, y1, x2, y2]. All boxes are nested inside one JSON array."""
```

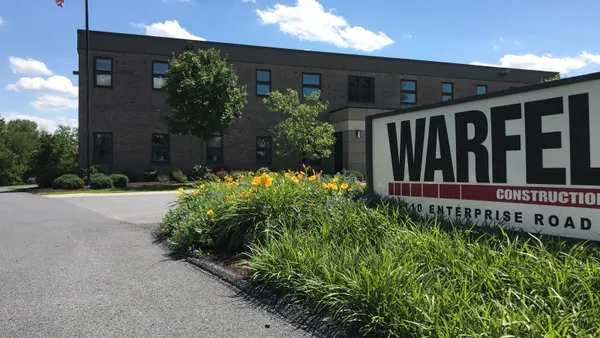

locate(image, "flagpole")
[[85, 0, 91, 184]]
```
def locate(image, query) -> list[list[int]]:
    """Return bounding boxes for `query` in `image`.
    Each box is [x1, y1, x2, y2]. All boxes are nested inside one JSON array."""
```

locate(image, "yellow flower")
[[273, 172, 279, 176], [340, 183, 349, 190], [217, 178, 222, 183], [291, 177, 299, 183], [207, 209, 214, 216], [322, 183, 328, 189], [234, 182, 239, 187], [275, 186, 279, 191], [333, 177, 339, 184], [309, 175, 317, 181], [284, 172, 291, 178], [329, 183, 338, 190], [249, 188, 255, 193], [193, 190, 199, 196], [176, 192, 182, 198], [200, 184, 206, 189], [348, 188, 352, 192], [225, 176, 234, 182], [178, 187, 184, 192], [226, 195, 234, 201]]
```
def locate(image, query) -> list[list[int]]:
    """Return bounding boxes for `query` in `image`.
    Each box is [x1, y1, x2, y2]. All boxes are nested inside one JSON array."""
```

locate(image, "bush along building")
[[76, 30, 557, 177]]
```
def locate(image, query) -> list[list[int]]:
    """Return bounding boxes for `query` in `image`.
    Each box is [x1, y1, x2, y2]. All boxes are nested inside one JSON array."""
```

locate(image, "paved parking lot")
[[0, 191, 311, 338]]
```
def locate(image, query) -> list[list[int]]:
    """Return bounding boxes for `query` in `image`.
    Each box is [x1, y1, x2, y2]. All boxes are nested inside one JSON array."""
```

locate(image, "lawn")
[[160, 170, 600, 338], [29, 182, 195, 195]]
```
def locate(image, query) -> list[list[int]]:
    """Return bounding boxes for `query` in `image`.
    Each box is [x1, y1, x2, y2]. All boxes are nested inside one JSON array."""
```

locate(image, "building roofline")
[[78, 30, 557, 84], [366, 71, 600, 122]]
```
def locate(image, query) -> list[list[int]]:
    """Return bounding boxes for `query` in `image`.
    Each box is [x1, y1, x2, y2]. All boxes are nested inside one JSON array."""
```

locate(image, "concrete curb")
[[185, 256, 251, 291], [44, 190, 180, 198]]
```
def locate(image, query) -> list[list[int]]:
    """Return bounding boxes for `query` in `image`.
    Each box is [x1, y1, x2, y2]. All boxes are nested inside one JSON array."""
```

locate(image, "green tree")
[[30, 125, 79, 187], [542, 74, 562, 82], [0, 118, 39, 185], [161, 48, 247, 141], [264, 89, 335, 163]]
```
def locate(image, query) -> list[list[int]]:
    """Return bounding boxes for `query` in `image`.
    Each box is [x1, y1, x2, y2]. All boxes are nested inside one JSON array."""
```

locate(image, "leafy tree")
[[542, 74, 562, 82], [0, 118, 39, 185], [30, 126, 79, 187], [161, 48, 247, 141], [264, 89, 335, 163]]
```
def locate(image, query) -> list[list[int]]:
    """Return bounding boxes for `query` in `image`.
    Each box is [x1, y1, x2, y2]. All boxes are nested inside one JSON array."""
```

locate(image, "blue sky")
[[1, 0, 599, 132]]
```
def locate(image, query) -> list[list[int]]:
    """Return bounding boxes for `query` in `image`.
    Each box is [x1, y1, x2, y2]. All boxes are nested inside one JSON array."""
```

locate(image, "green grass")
[[37, 183, 194, 195], [161, 172, 600, 337]]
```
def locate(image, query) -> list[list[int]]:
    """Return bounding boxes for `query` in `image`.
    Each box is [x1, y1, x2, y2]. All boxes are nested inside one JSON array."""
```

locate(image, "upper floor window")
[[256, 136, 272, 165], [94, 58, 113, 88], [93, 132, 113, 164], [442, 82, 453, 101], [400, 80, 417, 104], [348, 76, 374, 103], [256, 70, 271, 96], [476, 84, 487, 95], [206, 134, 223, 164], [153, 62, 168, 90], [152, 133, 170, 163], [302, 73, 321, 99]]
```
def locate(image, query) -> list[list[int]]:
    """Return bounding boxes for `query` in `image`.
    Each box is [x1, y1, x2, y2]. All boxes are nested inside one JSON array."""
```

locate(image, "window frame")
[[152, 61, 169, 91], [93, 57, 113, 88], [400, 80, 417, 104], [256, 69, 271, 97], [348, 76, 375, 103], [256, 136, 273, 166], [93, 132, 113, 165], [442, 82, 454, 101], [302, 72, 321, 100], [206, 134, 224, 165], [151, 133, 171, 164], [476, 84, 488, 95]]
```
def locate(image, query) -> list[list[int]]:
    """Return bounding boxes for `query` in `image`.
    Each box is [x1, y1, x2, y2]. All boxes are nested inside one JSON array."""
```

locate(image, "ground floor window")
[[93, 132, 113, 164], [152, 133, 170, 163], [256, 136, 272, 165], [206, 134, 223, 164]]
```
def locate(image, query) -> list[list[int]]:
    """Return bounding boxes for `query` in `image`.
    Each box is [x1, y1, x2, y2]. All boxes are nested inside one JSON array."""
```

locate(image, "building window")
[[93, 132, 113, 164], [476, 84, 487, 95], [400, 80, 417, 104], [152, 62, 168, 90], [302, 73, 321, 99], [442, 82, 453, 101], [256, 136, 272, 165], [206, 134, 223, 164], [256, 70, 271, 96], [152, 134, 170, 163], [94, 58, 113, 88], [348, 76, 374, 103]]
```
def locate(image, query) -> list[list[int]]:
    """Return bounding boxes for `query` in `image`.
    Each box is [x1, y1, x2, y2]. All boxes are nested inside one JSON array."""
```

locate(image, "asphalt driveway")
[[0, 192, 312, 338]]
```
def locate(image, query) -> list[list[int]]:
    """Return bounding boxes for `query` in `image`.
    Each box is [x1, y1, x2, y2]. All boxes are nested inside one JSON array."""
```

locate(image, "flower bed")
[[161, 169, 600, 337]]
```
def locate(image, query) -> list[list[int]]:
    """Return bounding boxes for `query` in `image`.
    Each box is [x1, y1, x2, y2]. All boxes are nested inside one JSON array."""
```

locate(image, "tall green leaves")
[[161, 48, 248, 141], [264, 89, 335, 162], [0, 118, 40, 185]]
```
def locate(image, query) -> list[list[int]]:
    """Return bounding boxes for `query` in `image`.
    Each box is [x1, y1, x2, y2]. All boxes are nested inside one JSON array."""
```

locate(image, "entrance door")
[[334, 132, 343, 173]]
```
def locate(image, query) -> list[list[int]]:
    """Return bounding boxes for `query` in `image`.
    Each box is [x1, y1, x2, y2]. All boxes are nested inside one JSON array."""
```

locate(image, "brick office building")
[[77, 30, 557, 177]]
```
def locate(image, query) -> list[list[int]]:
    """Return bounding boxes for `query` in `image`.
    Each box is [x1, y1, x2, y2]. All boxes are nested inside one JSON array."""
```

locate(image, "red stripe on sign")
[[388, 183, 394, 196], [440, 184, 460, 199], [422, 183, 438, 198], [402, 183, 411, 196], [411, 184, 422, 197], [395, 183, 402, 196], [461, 184, 600, 209]]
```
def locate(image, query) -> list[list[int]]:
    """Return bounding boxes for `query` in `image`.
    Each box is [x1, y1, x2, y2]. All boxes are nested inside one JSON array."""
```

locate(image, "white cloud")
[[1, 113, 77, 133], [471, 51, 600, 74], [256, 0, 394, 52], [493, 44, 498, 50], [9, 56, 53, 76], [6, 76, 78, 97], [132, 20, 205, 40], [31, 95, 78, 112]]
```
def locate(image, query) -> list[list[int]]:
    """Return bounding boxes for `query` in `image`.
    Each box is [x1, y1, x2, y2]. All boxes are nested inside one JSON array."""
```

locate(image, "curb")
[[44, 190, 180, 198], [185, 256, 251, 291]]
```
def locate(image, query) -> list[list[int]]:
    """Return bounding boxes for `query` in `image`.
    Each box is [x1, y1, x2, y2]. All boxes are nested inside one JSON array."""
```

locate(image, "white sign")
[[367, 74, 600, 241]]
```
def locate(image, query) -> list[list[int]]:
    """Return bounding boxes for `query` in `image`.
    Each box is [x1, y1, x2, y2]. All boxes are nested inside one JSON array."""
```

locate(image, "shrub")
[[214, 169, 228, 180], [256, 167, 271, 175], [89, 174, 113, 189], [144, 169, 160, 182], [157, 174, 171, 182], [343, 169, 363, 181], [109, 174, 129, 188], [37, 168, 66, 188], [122, 168, 138, 182], [192, 164, 210, 180], [171, 169, 188, 183], [204, 173, 219, 182], [52, 174, 85, 190]]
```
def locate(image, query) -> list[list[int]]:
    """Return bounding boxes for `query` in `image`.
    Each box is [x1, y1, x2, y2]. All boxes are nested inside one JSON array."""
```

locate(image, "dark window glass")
[[94, 58, 112, 88], [348, 76, 374, 103], [302, 73, 321, 99], [256, 136, 272, 165], [476, 85, 487, 95], [152, 134, 170, 163], [256, 70, 271, 96], [153, 62, 168, 90], [442, 82, 453, 101], [206, 134, 223, 164], [400, 80, 417, 104], [93, 132, 113, 164]]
